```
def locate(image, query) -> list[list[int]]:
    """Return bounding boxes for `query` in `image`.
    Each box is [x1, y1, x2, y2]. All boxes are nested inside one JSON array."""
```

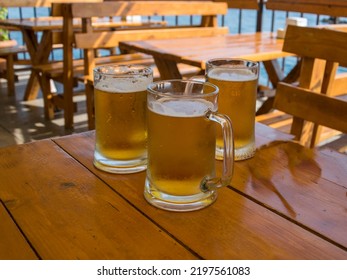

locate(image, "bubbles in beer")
[[149, 98, 213, 117], [208, 68, 257, 82]]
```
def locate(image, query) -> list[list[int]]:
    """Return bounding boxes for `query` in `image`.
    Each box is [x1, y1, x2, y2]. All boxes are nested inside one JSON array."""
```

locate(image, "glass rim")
[[205, 58, 259, 68], [147, 79, 219, 98], [93, 64, 153, 77]]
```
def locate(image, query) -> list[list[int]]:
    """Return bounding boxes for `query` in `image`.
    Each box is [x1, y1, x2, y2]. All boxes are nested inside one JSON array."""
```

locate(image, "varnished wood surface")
[[0, 201, 38, 260], [119, 32, 290, 70], [0, 123, 346, 260], [0, 17, 164, 32], [118, 32, 293, 94]]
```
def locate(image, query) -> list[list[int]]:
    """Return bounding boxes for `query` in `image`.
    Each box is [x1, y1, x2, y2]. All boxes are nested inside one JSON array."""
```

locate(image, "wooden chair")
[[273, 83, 347, 146], [35, 1, 228, 129], [271, 25, 347, 148], [0, 0, 102, 98], [0, 41, 26, 96]]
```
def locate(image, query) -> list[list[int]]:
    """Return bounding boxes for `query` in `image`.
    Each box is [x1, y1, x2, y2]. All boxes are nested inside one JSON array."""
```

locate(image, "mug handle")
[[201, 111, 234, 192]]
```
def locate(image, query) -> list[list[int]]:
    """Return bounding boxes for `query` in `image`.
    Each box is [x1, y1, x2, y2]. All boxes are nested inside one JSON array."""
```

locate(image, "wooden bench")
[[0, 41, 26, 96], [34, 1, 228, 129], [260, 25, 347, 148]]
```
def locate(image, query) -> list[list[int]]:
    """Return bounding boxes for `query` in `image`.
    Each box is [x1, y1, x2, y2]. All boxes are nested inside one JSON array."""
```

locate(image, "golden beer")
[[93, 65, 152, 173], [207, 65, 258, 160], [146, 99, 216, 196], [144, 79, 234, 212], [94, 88, 147, 159]]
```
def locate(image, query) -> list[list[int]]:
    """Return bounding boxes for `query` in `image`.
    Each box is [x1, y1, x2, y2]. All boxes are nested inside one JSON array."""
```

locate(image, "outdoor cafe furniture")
[[119, 32, 295, 115], [1, 1, 228, 129], [49, 1, 227, 130], [0, 123, 346, 259], [270, 24, 347, 148], [0, 0, 106, 101]]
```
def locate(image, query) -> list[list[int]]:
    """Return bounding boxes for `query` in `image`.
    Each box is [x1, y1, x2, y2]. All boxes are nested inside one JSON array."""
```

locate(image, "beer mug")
[[145, 80, 234, 212], [206, 59, 259, 161], [93, 65, 153, 173]]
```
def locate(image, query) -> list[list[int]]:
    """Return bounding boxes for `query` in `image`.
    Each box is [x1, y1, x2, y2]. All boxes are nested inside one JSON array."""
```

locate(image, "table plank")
[[53, 127, 347, 259], [0, 201, 38, 260], [119, 33, 289, 69], [0, 141, 197, 260], [229, 140, 347, 250]]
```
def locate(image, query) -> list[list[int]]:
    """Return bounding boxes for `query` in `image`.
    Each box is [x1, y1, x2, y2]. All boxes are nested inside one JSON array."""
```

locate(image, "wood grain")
[[53, 125, 347, 259], [0, 201, 38, 260], [0, 140, 197, 259]]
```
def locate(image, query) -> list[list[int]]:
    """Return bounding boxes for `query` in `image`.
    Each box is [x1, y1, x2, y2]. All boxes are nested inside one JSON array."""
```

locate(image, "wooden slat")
[[331, 73, 347, 95], [75, 26, 228, 49], [231, 134, 347, 249], [0, 0, 102, 8], [0, 140, 197, 259], [284, 25, 347, 67], [266, 0, 347, 17], [53, 128, 347, 259], [0, 201, 38, 260], [120, 32, 288, 69], [223, 0, 259, 10], [273, 83, 347, 134], [71, 1, 227, 18]]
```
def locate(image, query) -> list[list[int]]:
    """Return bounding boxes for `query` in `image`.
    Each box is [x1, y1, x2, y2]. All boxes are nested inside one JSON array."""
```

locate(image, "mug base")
[[216, 142, 255, 161], [93, 153, 147, 174], [144, 178, 217, 212]]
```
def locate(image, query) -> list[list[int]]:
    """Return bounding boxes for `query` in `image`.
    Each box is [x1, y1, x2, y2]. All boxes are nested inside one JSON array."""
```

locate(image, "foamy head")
[[208, 68, 257, 82], [149, 98, 214, 117], [94, 65, 153, 93]]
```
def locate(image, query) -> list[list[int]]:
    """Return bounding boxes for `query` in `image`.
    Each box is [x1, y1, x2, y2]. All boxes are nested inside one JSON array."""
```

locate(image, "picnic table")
[[0, 123, 346, 259]]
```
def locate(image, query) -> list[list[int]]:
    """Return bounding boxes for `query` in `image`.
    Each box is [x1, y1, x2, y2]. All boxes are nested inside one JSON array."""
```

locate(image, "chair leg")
[[40, 73, 55, 120], [5, 54, 16, 96]]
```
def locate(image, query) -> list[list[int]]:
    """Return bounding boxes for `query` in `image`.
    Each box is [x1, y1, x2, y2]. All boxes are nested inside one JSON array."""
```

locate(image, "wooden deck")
[[0, 74, 89, 148]]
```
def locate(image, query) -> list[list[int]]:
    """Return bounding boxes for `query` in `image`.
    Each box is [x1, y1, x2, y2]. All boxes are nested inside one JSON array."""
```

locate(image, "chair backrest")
[[274, 83, 347, 136], [266, 0, 347, 17], [273, 25, 347, 147], [283, 25, 347, 94]]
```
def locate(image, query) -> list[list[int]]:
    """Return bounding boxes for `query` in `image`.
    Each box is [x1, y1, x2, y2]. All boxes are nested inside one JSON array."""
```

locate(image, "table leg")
[[5, 53, 16, 96], [23, 72, 41, 100], [154, 58, 182, 79], [21, 30, 53, 101]]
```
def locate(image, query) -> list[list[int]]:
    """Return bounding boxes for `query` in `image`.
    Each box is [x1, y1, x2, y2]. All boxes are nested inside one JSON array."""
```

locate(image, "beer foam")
[[208, 68, 257, 82], [150, 98, 213, 117], [95, 76, 152, 93]]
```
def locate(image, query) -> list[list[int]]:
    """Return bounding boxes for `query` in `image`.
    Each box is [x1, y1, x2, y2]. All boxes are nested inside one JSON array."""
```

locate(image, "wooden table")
[[0, 17, 165, 101], [119, 32, 295, 114], [119, 32, 292, 80], [0, 17, 64, 100], [0, 123, 346, 260]]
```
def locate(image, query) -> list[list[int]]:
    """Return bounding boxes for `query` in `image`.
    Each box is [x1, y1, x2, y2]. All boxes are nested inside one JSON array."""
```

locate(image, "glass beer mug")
[[93, 65, 153, 174], [206, 59, 259, 161], [144, 80, 234, 212]]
